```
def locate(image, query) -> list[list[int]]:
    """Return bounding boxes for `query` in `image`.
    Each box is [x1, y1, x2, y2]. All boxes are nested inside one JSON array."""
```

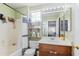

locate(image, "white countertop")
[[39, 37, 72, 46]]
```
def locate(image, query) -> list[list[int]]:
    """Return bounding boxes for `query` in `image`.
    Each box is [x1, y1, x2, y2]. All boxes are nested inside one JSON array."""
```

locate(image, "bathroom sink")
[[39, 37, 72, 46]]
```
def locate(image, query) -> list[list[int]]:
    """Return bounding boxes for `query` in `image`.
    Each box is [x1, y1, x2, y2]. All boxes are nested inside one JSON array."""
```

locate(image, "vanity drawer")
[[39, 44, 51, 50], [39, 43, 72, 56]]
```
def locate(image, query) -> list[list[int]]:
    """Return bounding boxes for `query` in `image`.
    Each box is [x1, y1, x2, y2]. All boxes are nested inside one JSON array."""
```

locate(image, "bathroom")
[[0, 3, 79, 56]]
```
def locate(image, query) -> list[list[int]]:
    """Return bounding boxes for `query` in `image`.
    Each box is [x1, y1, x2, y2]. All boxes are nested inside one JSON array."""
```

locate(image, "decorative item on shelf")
[[36, 32, 40, 37], [59, 34, 64, 40], [8, 17, 16, 29], [0, 14, 6, 23], [32, 32, 36, 37], [22, 17, 31, 24]]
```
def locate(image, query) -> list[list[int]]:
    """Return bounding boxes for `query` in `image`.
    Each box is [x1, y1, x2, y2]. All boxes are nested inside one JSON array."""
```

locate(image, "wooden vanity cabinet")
[[39, 43, 72, 56]]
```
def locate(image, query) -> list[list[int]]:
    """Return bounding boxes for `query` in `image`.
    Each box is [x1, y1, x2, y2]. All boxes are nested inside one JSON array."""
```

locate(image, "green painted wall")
[[15, 11, 22, 19], [0, 3, 22, 19]]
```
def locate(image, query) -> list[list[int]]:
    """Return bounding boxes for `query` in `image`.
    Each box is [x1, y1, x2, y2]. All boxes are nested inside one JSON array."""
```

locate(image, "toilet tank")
[[22, 37, 28, 48], [29, 41, 39, 49]]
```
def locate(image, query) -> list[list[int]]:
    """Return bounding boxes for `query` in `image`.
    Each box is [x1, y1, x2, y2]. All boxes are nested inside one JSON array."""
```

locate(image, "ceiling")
[[6, 3, 49, 15], [6, 3, 72, 15], [6, 3, 46, 9]]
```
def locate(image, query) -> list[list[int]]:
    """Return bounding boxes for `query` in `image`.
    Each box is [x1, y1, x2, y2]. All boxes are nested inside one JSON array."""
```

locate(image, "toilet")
[[19, 18, 37, 56], [22, 37, 37, 56], [23, 41, 38, 56], [24, 48, 36, 56]]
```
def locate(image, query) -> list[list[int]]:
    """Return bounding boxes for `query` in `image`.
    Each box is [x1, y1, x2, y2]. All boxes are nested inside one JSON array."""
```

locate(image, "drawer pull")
[[54, 52, 57, 54], [49, 51, 57, 54], [49, 51, 53, 53]]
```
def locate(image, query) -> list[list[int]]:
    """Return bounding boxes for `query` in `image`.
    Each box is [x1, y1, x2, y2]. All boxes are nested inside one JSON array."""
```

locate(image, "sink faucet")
[[51, 38, 54, 40]]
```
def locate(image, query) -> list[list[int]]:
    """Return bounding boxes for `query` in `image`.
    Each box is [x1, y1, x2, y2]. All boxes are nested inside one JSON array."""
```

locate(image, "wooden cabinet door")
[[39, 43, 72, 56]]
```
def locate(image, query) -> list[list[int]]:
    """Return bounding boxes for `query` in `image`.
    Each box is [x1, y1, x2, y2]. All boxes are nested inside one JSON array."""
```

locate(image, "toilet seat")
[[24, 48, 36, 56]]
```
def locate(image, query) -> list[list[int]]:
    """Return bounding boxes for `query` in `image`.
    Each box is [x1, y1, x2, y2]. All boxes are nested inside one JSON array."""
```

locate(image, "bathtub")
[[10, 48, 22, 56]]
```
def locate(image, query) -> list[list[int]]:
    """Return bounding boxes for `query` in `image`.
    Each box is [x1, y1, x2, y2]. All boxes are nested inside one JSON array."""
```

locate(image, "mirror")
[[42, 10, 64, 37], [59, 8, 72, 40], [64, 8, 72, 40], [48, 21, 56, 37], [42, 7, 72, 39], [64, 8, 72, 32]]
